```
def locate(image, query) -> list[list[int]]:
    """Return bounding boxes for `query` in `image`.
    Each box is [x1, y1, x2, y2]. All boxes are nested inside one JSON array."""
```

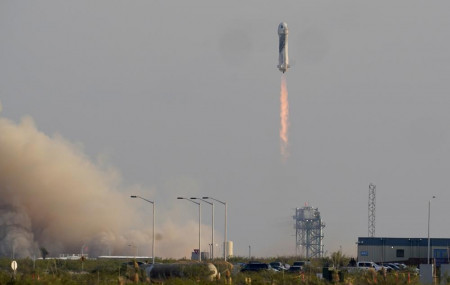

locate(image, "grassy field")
[[0, 256, 421, 285]]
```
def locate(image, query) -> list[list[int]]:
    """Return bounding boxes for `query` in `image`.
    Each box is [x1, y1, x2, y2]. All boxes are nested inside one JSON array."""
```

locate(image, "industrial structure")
[[293, 206, 325, 258], [190, 241, 233, 261], [368, 184, 376, 237], [357, 237, 450, 266]]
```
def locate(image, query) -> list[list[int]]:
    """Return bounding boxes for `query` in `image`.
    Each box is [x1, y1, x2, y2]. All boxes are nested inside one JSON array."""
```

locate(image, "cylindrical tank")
[[224, 241, 233, 257], [144, 263, 218, 281]]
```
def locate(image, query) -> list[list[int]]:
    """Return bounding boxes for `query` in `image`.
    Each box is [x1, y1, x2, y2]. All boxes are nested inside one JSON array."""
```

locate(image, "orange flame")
[[280, 75, 289, 160]]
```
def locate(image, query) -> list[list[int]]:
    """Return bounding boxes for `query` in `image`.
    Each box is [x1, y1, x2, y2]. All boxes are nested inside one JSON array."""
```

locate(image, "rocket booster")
[[277, 22, 290, 73]]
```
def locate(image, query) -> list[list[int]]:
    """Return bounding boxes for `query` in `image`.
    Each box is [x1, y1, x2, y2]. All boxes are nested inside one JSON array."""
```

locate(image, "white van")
[[357, 261, 382, 271]]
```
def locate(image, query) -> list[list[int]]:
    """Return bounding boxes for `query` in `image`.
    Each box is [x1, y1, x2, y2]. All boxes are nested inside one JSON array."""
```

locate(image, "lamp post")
[[130, 195, 155, 264], [178, 197, 202, 262], [81, 243, 87, 271], [191, 197, 214, 259], [203, 197, 227, 261], [428, 196, 436, 264]]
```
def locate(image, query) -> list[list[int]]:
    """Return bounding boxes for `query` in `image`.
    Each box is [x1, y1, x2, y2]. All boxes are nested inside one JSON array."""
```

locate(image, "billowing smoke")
[[0, 113, 140, 258], [0, 105, 213, 259]]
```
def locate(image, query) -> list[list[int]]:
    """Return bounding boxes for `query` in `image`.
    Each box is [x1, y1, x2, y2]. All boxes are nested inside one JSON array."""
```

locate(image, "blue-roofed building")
[[357, 237, 450, 266]]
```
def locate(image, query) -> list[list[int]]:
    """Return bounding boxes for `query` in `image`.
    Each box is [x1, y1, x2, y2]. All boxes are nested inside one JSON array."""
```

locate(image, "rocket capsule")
[[277, 22, 290, 73]]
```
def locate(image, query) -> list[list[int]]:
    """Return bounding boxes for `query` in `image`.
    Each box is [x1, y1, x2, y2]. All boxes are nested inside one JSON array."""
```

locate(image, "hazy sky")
[[2, 1, 450, 258]]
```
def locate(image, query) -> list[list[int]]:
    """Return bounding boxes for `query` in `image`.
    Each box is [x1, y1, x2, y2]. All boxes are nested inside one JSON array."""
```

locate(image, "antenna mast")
[[368, 183, 376, 237]]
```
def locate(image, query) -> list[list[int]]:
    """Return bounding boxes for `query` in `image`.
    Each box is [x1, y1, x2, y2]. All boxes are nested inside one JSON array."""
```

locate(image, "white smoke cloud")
[[0, 106, 215, 259], [0, 203, 37, 258], [0, 113, 139, 257]]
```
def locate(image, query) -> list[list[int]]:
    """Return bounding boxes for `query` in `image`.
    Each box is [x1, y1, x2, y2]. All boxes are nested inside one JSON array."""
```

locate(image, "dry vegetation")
[[0, 255, 421, 285]]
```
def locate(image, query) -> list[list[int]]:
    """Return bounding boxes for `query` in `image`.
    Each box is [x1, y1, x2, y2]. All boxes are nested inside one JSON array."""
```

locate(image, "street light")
[[191, 197, 214, 259], [81, 243, 87, 271], [130, 195, 155, 264], [428, 195, 436, 264], [203, 197, 227, 261], [178, 197, 202, 262]]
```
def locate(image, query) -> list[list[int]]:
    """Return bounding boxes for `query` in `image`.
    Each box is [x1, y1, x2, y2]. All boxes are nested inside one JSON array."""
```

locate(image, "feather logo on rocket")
[[277, 22, 290, 73]]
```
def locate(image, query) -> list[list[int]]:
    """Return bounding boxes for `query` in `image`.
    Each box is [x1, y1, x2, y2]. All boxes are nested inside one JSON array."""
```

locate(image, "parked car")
[[287, 265, 303, 273], [241, 262, 272, 272], [394, 263, 408, 270], [381, 264, 394, 272], [356, 261, 383, 271], [386, 263, 401, 271], [270, 262, 286, 271], [293, 261, 310, 267]]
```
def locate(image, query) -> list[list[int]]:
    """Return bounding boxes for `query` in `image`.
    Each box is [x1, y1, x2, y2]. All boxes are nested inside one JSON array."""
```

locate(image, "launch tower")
[[294, 206, 325, 258]]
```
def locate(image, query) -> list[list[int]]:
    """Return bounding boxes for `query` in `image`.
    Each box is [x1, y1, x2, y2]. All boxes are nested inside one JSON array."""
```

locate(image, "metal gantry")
[[368, 184, 376, 237], [294, 206, 325, 259]]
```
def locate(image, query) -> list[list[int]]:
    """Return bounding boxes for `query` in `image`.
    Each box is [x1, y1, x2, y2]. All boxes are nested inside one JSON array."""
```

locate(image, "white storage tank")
[[224, 241, 233, 257]]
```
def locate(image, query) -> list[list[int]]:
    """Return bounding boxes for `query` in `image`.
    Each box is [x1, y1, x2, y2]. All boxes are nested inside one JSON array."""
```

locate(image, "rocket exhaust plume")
[[280, 75, 289, 160]]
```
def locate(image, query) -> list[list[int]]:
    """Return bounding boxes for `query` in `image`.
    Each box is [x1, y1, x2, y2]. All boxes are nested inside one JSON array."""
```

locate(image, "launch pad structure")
[[294, 206, 325, 258]]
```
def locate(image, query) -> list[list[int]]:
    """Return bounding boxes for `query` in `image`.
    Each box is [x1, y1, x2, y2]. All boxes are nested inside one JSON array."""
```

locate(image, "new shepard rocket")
[[277, 22, 290, 73]]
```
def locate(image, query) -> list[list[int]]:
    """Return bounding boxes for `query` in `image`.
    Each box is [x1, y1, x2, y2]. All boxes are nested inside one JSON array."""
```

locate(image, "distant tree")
[[331, 250, 349, 268], [40, 247, 49, 260]]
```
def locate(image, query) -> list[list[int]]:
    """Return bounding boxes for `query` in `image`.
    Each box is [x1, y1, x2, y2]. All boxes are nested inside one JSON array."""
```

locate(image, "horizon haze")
[[1, 1, 450, 258]]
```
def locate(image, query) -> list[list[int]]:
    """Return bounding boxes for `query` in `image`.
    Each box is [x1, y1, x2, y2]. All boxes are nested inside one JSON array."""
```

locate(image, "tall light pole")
[[191, 198, 214, 259], [81, 243, 86, 271], [428, 195, 436, 264], [178, 197, 202, 262], [130, 195, 155, 264], [203, 197, 227, 261]]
